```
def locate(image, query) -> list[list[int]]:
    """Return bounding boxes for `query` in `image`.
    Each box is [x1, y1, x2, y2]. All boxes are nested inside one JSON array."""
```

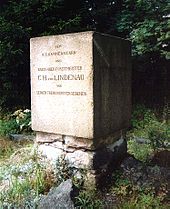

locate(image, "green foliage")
[[75, 188, 103, 209], [117, 193, 163, 209], [131, 105, 156, 129], [0, 0, 84, 108], [0, 0, 169, 109], [148, 122, 170, 151], [0, 146, 56, 208], [0, 175, 35, 208], [12, 109, 32, 133], [55, 156, 74, 185], [0, 118, 19, 136], [127, 105, 170, 161], [128, 139, 153, 162], [0, 109, 32, 136], [112, 173, 165, 209], [116, 0, 169, 59]]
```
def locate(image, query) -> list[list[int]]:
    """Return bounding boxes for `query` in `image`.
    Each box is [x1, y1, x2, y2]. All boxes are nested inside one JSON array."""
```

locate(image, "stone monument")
[[30, 31, 131, 183]]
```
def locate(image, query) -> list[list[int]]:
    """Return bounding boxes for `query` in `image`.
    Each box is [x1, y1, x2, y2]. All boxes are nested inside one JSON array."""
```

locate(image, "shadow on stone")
[[93, 138, 128, 189]]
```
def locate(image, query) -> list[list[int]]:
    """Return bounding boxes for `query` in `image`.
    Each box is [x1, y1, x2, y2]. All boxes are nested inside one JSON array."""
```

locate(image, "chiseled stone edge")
[[35, 128, 127, 150], [36, 132, 63, 143], [37, 137, 127, 170], [64, 135, 94, 150]]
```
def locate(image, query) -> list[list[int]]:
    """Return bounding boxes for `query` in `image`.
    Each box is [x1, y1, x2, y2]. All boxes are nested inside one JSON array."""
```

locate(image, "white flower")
[[23, 109, 31, 113]]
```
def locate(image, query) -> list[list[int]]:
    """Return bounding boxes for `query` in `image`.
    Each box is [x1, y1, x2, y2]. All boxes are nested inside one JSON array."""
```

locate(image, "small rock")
[[37, 179, 75, 209], [135, 137, 149, 144], [9, 134, 35, 141]]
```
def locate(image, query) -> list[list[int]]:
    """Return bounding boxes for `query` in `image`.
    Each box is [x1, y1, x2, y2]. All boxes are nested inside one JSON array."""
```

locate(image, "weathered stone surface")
[[93, 32, 131, 140], [31, 31, 131, 177], [36, 130, 126, 150], [37, 136, 127, 170], [38, 144, 65, 162], [30, 31, 131, 146], [65, 150, 94, 169], [37, 179, 74, 209], [64, 135, 94, 150], [51, 141, 64, 150], [31, 32, 93, 139], [65, 138, 127, 170], [36, 132, 63, 143]]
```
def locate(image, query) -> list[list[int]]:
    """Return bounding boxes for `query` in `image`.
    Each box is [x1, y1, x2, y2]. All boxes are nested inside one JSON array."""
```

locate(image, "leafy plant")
[[112, 173, 165, 209], [0, 0, 83, 109], [12, 109, 32, 133], [0, 146, 56, 208], [0, 109, 32, 136], [127, 105, 170, 161], [131, 105, 156, 129], [116, 0, 169, 59], [127, 139, 153, 162], [75, 189, 103, 209], [55, 156, 74, 186], [0, 118, 19, 136], [148, 123, 170, 150]]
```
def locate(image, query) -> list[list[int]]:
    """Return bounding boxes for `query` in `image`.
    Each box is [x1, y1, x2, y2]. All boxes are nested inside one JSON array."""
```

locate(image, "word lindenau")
[[38, 74, 85, 81]]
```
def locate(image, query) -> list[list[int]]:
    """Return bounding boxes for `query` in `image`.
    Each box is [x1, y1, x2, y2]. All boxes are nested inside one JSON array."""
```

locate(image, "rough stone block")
[[64, 135, 94, 150], [38, 144, 65, 162], [36, 132, 63, 143], [37, 179, 74, 209]]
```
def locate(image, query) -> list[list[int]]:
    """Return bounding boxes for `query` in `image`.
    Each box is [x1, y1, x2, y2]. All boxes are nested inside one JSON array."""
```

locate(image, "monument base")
[[35, 131, 127, 186]]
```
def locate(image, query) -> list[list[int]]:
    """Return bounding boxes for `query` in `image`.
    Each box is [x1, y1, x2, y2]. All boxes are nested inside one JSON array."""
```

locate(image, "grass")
[[0, 105, 169, 208], [0, 138, 57, 208], [0, 137, 33, 162], [110, 171, 169, 209], [127, 105, 169, 162]]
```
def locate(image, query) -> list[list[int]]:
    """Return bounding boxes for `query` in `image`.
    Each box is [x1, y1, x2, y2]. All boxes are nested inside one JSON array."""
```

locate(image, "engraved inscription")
[[37, 74, 84, 81], [36, 91, 87, 96], [55, 45, 62, 48], [42, 50, 76, 56], [36, 43, 87, 97], [38, 66, 82, 71], [31, 33, 93, 137]]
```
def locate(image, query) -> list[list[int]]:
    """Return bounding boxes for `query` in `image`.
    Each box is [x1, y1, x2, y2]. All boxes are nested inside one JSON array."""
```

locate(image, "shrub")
[[0, 118, 19, 136], [127, 105, 170, 161], [0, 109, 32, 136], [127, 139, 153, 162], [11, 109, 32, 133], [55, 156, 74, 185], [75, 188, 103, 209], [148, 122, 170, 151], [131, 105, 156, 129]]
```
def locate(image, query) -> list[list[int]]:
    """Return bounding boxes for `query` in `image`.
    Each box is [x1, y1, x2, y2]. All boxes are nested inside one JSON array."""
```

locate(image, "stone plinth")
[[30, 31, 131, 147], [30, 31, 131, 182]]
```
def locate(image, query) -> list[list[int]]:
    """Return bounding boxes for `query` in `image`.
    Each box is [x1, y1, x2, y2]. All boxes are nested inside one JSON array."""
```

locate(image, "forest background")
[[0, 0, 169, 111]]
